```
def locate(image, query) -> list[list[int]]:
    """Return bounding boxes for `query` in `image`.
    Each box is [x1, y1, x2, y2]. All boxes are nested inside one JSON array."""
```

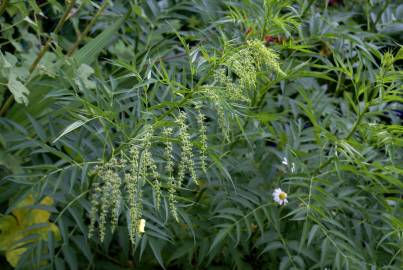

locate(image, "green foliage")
[[0, 0, 402, 269], [0, 194, 60, 267]]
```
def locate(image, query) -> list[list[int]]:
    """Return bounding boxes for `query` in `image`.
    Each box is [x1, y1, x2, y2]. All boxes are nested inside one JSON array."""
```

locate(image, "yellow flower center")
[[279, 192, 287, 200]]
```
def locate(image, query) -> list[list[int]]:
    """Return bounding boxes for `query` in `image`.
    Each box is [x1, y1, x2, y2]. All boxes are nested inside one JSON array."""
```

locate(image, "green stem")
[[261, 6, 268, 40], [29, 0, 76, 73], [67, 0, 109, 56], [0, 0, 8, 16], [0, 1, 76, 116], [127, 61, 213, 138], [345, 105, 368, 140], [0, 95, 13, 116], [313, 105, 368, 174], [335, 73, 343, 94], [374, 0, 390, 26], [301, 0, 315, 18], [312, 157, 333, 175]]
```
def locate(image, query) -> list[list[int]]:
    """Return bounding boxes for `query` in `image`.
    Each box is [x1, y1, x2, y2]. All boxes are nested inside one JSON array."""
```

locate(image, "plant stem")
[[313, 105, 368, 174], [261, 4, 268, 40], [301, 0, 315, 18], [0, 95, 13, 116], [29, 0, 76, 73], [0, 1, 76, 117], [374, 0, 390, 26], [67, 0, 109, 56], [345, 105, 368, 140], [0, 0, 8, 16]]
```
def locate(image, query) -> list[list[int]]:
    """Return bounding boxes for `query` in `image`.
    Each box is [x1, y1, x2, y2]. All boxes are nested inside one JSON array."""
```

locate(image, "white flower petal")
[[138, 219, 146, 233], [272, 188, 288, 205]]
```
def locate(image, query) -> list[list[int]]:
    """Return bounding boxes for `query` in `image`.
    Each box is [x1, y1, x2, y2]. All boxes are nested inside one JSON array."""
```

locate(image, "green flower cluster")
[[226, 39, 285, 89], [89, 157, 123, 242], [88, 115, 206, 244], [245, 39, 286, 77], [88, 127, 158, 244], [125, 145, 142, 244], [202, 39, 285, 140], [177, 111, 199, 186], [163, 127, 178, 221], [196, 103, 208, 173]]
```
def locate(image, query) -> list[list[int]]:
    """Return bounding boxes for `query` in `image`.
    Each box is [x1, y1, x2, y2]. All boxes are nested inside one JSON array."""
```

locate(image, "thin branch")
[[313, 105, 369, 174], [67, 0, 110, 56], [301, 0, 315, 18], [0, 0, 76, 117], [29, 0, 76, 73], [0, 95, 13, 116], [0, 0, 8, 16], [374, 0, 390, 26]]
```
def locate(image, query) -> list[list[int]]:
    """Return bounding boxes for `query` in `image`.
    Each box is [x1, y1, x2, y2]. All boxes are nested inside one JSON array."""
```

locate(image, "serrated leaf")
[[8, 75, 29, 105], [74, 64, 96, 92]]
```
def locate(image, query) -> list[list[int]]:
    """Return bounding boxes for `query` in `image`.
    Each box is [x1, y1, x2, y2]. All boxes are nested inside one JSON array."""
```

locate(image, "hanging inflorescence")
[[88, 157, 123, 242], [87, 40, 282, 244], [196, 103, 208, 173], [163, 127, 178, 221], [176, 111, 199, 186], [141, 126, 161, 209], [201, 39, 285, 140], [125, 145, 142, 244], [88, 115, 205, 244]]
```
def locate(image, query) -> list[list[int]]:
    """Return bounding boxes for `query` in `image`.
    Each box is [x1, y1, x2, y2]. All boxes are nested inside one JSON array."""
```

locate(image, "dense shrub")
[[0, 0, 402, 269]]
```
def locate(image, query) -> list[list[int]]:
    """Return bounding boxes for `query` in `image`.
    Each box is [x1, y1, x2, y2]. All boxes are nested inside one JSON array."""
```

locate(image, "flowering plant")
[[0, 0, 401, 269]]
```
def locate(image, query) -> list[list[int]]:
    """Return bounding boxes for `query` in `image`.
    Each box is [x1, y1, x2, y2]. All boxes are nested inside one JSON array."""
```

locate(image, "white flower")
[[272, 188, 288, 205], [138, 219, 146, 233]]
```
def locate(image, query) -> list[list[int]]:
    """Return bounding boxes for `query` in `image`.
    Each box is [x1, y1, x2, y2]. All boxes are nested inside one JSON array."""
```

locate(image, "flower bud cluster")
[[214, 68, 249, 102], [196, 103, 208, 173], [176, 112, 199, 186], [141, 126, 161, 209], [88, 116, 210, 242], [89, 158, 123, 242], [201, 40, 285, 140], [125, 145, 142, 244], [227, 49, 257, 88], [163, 127, 178, 221], [246, 39, 286, 76]]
